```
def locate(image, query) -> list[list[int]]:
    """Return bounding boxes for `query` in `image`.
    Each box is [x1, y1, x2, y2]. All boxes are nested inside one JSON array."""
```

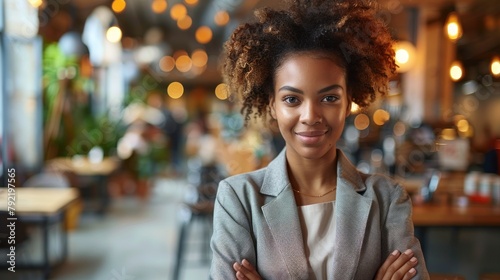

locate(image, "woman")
[[210, 0, 429, 279]]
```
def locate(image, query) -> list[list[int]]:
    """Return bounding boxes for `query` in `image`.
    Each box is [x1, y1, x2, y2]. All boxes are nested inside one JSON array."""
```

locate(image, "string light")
[[490, 56, 500, 77], [214, 10, 230, 26], [177, 15, 192, 30], [445, 12, 463, 41], [167, 82, 184, 99], [215, 83, 229, 100], [170, 4, 187, 20], [195, 26, 213, 44], [450, 61, 464, 81], [151, 0, 168, 14], [112, 0, 126, 13]]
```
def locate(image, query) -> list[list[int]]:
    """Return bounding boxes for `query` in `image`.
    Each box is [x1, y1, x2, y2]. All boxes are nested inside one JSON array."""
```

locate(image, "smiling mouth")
[[295, 130, 328, 137]]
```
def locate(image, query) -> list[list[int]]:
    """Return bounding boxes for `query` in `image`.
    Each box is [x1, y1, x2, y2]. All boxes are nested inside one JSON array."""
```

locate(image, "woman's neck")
[[285, 149, 338, 195]]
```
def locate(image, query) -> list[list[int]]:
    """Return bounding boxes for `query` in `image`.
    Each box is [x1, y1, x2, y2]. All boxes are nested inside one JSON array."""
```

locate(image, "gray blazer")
[[210, 149, 430, 280]]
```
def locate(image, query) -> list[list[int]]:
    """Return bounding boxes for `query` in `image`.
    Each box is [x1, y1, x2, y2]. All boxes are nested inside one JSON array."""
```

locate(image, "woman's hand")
[[233, 259, 262, 280], [374, 249, 418, 280]]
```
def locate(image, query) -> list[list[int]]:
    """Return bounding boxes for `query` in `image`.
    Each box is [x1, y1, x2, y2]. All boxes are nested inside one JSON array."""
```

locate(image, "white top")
[[297, 201, 336, 280]]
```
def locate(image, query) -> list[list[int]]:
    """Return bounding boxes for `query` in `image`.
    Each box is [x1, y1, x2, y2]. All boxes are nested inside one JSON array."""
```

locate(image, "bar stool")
[[172, 160, 221, 280], [172, 199, 214, 280]]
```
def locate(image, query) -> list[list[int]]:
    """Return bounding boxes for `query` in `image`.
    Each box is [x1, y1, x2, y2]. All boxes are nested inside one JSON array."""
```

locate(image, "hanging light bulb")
[[393, 41, 416, 73], [490, 56, 500, 77], [445, 12, 463, 41], [450, 61, 464, 81]]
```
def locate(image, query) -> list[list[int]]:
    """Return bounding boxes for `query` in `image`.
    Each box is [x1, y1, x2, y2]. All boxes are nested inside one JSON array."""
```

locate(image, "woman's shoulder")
[[362, 172, 404, 195]]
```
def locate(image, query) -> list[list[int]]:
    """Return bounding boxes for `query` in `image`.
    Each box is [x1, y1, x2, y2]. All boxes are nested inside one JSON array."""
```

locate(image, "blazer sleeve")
[[209, 180, 256, 279], [384, 185, 430, 280]]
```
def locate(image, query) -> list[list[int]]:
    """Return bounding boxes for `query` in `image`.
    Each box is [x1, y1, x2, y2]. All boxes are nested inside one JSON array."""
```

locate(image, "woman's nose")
[[300, 101, 322, 125]]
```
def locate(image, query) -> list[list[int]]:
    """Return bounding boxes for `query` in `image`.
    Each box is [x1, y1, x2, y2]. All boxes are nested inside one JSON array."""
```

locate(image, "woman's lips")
[[295, 130, 327, 144]]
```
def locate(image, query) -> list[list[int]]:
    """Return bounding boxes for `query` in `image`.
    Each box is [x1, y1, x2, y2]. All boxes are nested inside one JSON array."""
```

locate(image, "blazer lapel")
[[260, 149, 311, 279], [332, 151, 372, 279]]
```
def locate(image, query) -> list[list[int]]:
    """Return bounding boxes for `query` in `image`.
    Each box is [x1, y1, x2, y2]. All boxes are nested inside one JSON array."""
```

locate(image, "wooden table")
[[45, 157, 120, 214], [411, 202, 500, 259], [45, 157, 120, 176], [0, 187, 79, 279], [412, 203, 500, 227]]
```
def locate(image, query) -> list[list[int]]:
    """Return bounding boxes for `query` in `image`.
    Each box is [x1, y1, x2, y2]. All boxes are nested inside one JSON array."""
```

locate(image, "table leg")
[[61, 211, 68, 262], [42, 216, 50, 279]]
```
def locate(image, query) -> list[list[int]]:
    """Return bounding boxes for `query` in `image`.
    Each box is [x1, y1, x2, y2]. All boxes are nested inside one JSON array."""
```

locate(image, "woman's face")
[[270, 52, 351, 160]]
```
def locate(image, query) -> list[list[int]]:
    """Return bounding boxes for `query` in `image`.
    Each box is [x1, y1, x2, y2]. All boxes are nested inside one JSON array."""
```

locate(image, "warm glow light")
[[450, 61, 463, 81], [151, 0, 168, 14], [441, 128, 457, 140], [373, 109, 390, 126], [106, 26, 122, 43], [457, 119, 469, 133], [191, 49, 208, 67], [393, 41, 416, 73], [159, 56, 175, 72], [350, 102, 360, 114], [445, 12, 463, 41], [215, 83, 229, 100], [396, 49, 409, 64], [354, 114, 370, 130], [214, 10, 230, 26], [170, 3, 187, 20], [177, 15, 192, 30], [491, 56, 500, 76], [167, 82, 184, 99], [28, 0, 43, 8], [184, 0, 198, 6], [175, 55, 192, 72], [195, 26, 213, 44], [112, 0, 126, 13]]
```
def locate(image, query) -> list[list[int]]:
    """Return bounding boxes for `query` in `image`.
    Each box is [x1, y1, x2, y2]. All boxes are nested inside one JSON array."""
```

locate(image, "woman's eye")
[[322, 95, 339, 102], [283, 96, 299, 104]]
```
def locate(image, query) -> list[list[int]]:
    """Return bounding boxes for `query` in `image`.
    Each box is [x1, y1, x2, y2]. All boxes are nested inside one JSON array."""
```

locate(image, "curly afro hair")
[[221, 0, 396, 123]]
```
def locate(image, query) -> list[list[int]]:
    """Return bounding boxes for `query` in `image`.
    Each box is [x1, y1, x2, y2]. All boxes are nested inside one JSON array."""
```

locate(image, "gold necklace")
[[292, 186, 336, 198]]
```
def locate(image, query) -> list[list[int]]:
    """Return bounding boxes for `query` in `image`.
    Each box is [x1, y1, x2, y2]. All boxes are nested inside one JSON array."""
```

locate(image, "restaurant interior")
[[0, 0, 500, 279]]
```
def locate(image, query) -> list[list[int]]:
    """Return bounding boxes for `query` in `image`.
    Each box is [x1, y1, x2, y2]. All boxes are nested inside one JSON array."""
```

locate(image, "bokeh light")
[[195, 26, 213, 44], [215, 83, 229, 100], [106, 26, 122, 43], [112, 0, 126, 13], [167, 82, 184, 99], [151, 0, 168, 14], [177, 15, 192, 30], [214, 10, 230, 26], [159, 56, 175, 72], [354, 114, 370, 130], [170, 3, 187, 20], [175, 55, 192, 72], [191, 49, 208, 67]]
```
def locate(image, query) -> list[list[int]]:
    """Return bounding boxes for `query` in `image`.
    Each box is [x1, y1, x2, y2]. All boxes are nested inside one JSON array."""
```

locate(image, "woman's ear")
[[269, 97, 277, 119]]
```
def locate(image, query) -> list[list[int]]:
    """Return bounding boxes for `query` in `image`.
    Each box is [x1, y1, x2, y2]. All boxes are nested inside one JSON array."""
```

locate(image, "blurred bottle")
[[464, 171, 480, 196]]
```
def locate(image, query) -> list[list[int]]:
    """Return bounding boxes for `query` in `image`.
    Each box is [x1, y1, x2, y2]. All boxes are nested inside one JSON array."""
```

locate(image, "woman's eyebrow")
[[318, 84, 344, 93], [278, 86, 303, 93], [278, 84, 344, 94]]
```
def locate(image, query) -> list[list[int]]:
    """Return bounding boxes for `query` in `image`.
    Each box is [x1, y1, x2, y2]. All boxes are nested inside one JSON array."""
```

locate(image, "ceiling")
[[39, 0, 500, 85]]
